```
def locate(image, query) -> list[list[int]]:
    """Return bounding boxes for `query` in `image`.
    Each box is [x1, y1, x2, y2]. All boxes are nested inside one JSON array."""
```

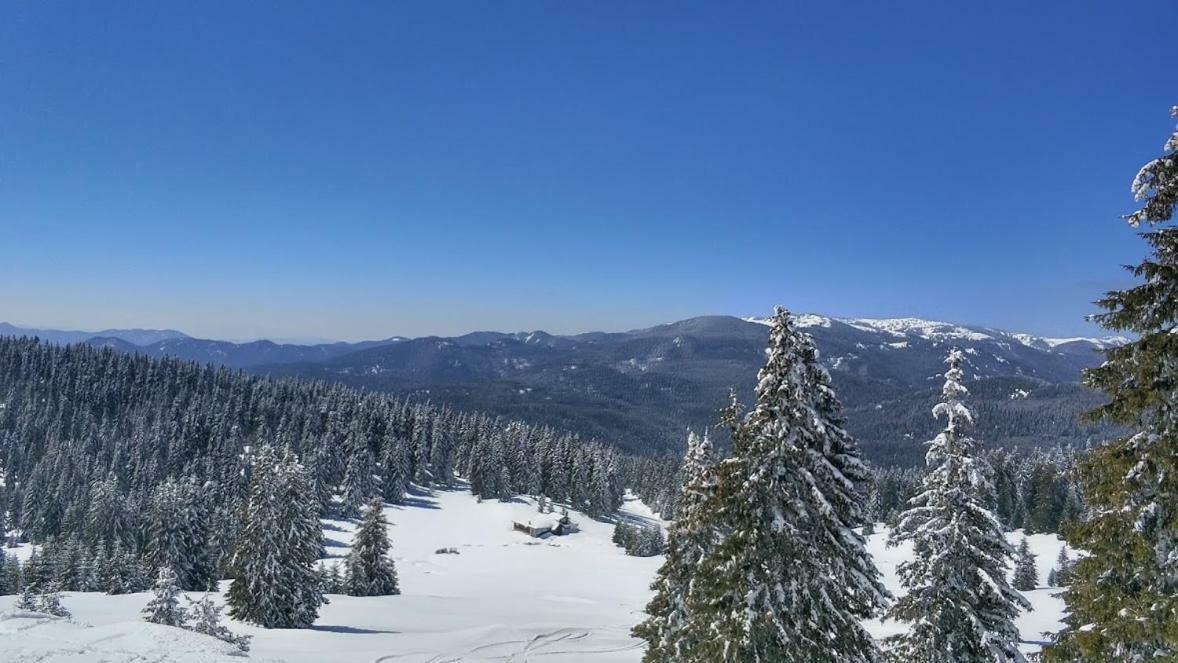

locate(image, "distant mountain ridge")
[[1, 314, 1124, 465], [0, 322, 190, 346]]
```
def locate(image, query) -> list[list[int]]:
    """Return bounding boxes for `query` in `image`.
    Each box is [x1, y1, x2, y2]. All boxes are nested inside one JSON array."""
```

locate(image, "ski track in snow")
[[1, 491, 1069, 662]]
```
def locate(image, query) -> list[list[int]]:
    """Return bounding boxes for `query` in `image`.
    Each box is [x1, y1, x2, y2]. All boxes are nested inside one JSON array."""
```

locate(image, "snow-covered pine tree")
[[1047, 546, 1072, 587], [1047, 106, 1178, 661], [633, 430, 717, 660], [686, 307, 888, 662], [0, 552, 20, 595], [612, 522, 636, 549], [85, 473, 127, 547], [380, 433, 409, 504], [887, 348, 1029, 662], [633, 526, 665, 557], [1012, 537, 1038, 591], [36, 582, 70, 618], [145, 477, 214, 591], [187, 593, 251, 652], [15, 585, 36, 611], [22, 547, 52, 592], [341, 432, 377, 519], [227, 445, 324, 628], [344, 498, 400, 597], [142, 566, 187, 626]]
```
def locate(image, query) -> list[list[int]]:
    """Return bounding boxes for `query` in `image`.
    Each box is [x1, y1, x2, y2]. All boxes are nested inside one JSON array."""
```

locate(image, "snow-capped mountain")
[[745, 314, 1129, 350]]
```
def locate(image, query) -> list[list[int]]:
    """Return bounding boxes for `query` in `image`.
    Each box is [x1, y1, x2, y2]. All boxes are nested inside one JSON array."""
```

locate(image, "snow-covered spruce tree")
[[886, 349, 1029, 662], [341, 433, 377, 519], [1012, 538, 1038, 591], [36, 582, 70, 618], [612, 522, 636, 549], [1047, 546, 1072, 587], [685, 307, 888, 663], [227, 445, 324, 628], [145, 476, 214, 591], [344, 498, 400, 597], [15, 585, 37, 611], [380, 433, 409, 505], [633, 430, 716, 660], [142, 566, 187, 627], [187, 593, 251, 653], [1047, 105, 1178, 662], [85, 473, 128, 547]]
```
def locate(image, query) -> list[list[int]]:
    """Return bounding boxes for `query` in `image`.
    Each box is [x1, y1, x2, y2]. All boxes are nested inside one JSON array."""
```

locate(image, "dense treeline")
[[871, 447, 1085, 534], [630, 442, 1086, 536], [0, 337, 624, 602]]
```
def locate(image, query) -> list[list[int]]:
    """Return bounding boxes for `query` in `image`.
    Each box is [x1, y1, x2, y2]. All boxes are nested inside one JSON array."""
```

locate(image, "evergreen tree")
[[1047, 547, 1072, 587], [85, 473, 127, 547], [22, 547, 52, 592], [1012, 538, 1038, 591], [612, 522, 636, 549], [1047, 106, 1178, 661], [15, 585, 37, 611], [633, 429, 716, 660], [141, 567, 187, 627], [684, 307, 888, 662], [344, 499, 400, 597], [227, 445, 324, 629], [380, 434, 409, 504], [36, 582, 70, 618], [886, 349, 1029, 662], [0, 553, 20, 595], [187, 593, 251, 652], [631, 526, 665, 557], [341, 431, 377, 518], [145, 477, 214, 591]]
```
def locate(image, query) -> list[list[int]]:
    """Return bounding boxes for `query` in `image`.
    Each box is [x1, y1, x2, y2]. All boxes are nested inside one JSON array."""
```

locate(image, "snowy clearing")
[[2, 488, 664, 662], [0, 491, 1069, 662]]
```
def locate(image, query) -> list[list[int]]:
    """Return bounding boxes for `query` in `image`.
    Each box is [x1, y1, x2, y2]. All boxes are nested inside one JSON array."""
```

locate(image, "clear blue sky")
[[2, 1, 1175, 341]]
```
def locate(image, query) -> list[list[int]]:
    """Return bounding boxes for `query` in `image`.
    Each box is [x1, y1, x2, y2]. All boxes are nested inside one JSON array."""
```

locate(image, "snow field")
[[0, 492, 1069, 661]]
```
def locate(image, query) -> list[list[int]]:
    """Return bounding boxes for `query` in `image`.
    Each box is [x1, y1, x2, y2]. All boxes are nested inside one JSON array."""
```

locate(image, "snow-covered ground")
[[1, 487, 665, 662], [0, 491, 1070, 662]]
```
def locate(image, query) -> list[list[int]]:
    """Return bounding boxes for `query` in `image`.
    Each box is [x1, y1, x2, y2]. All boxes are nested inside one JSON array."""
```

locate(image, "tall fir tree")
[[1012, 538, 1038, 592], [341, 433, 377, 519], [344, 499, 400, 597], [1047, 106, 1178, 661], [227, 445, 324, 629], [633, 429, 716, 660], [886, 349, 1029, 662], [684, 307, 888, 662], [145, 477, 213, 591]]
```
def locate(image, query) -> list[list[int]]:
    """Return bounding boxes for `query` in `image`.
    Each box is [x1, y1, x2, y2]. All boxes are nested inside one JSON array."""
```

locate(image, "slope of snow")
[[1039, 336, 1130, 349], [1, 488, 664, 662], [0, 611, 271, 662], [845, 318, 993, 341]]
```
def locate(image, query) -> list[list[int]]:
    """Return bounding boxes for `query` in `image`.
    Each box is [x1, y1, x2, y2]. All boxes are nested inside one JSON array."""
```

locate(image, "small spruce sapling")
[[187, 593, 251, 652], [142, 567, 187, 627], [36, 582, 70, 618]]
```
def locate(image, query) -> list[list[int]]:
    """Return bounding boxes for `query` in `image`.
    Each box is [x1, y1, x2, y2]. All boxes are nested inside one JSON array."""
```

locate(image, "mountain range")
[[0, 316, 1126, 465]]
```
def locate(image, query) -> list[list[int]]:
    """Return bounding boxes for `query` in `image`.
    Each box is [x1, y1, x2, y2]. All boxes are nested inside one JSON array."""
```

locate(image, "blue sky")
[[2, 1, 1175, 341]]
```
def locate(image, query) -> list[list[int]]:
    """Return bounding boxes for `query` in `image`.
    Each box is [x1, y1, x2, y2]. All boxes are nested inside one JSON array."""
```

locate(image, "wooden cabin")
[[512, 514, 571, 538]]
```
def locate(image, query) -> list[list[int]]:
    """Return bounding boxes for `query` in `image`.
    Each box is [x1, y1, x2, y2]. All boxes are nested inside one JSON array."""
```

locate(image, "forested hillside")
[[0, 338, 626, 585]]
